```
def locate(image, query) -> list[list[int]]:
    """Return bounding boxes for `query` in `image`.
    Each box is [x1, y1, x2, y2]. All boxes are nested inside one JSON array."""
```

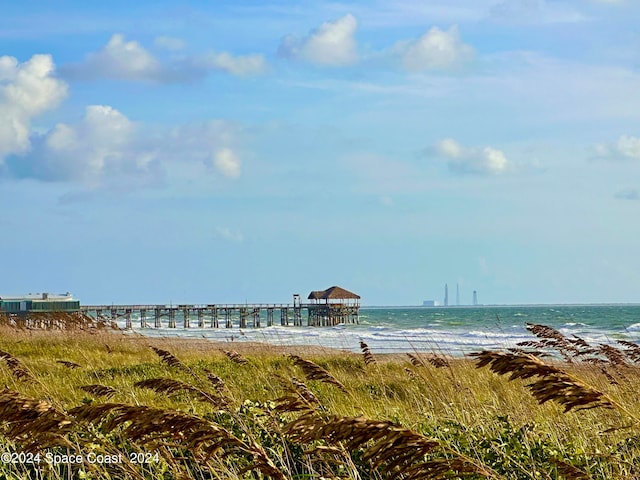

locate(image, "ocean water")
[[121, 304, 640, 356]]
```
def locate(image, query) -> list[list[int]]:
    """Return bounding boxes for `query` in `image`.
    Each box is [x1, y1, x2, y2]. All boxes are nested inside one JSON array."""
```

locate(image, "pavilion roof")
[[307, 286, 360, 300]]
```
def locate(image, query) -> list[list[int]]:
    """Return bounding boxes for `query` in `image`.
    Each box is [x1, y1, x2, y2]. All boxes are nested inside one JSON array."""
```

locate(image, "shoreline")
[[0, 326, 442, 363], [6, 302, 640, 359]]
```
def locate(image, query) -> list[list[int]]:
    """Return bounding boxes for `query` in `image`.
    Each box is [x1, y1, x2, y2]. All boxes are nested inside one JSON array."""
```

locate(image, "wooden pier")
[[80, 286, 360, 329]]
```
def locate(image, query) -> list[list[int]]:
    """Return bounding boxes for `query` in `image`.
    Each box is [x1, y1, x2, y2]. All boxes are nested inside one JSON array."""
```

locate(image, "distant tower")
[[456, 283, 460, 306], [444, 284, 449, 307], [473, 290, 478, 306]]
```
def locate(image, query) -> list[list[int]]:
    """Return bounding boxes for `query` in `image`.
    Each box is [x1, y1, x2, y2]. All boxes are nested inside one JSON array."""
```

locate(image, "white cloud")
[[15, 105, 151, 185], [595, 135, 640, 161], [436, 138, 463, 158], [397, 25, 474, 71], [214, 227, 244, 243], [213, 148, 241, 178], [0, 54, 67, 160], [5, 106, 244, 187], [64, 34, 162, 82], [62, 34, 267, 82], [154, 35, 186, 51], [616, 135, 640, 159], [433, 138, 509, 175], [278, 14, 358, 66], [198, 51, 267, 76]]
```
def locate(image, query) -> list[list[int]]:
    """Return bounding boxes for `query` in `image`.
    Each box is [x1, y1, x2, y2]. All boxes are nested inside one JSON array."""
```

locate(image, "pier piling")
[[79, 287, 360, 330]]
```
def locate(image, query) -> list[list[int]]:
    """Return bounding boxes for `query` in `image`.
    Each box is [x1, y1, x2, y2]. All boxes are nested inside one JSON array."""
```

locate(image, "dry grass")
[[0, 326, 637, 478], [552, 459, 592, 480], [360, 341, 377, 366], [56, 359, 82, 369], [288, 354, 348, 393], [407, 352, 427, 368], [150, 346, 188, 370], [0, 349, 34, 381], [617, 340, 640, 363], [469, 350, 614, 412], [69, 402, 287, 479], [0, 389, 74, 451], [222, 349, 249, 365], [274, 377, 321, 415], [134, 377, 228, 406], [80, 384, 117, 398], [203, 369, 227, 394], [284, 413, 497, 479]]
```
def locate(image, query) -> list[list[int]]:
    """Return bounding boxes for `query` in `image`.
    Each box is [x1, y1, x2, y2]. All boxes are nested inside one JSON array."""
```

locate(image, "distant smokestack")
[[456, 283, 460, 306], [444, 284, 449, 307]]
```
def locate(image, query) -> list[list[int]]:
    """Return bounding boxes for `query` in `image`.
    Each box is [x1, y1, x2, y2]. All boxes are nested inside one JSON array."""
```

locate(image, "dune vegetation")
[[0, 321, 639, 479]]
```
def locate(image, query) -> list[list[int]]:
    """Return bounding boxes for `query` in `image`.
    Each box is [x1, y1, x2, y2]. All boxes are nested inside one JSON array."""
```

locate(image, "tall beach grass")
[[0, 323, 638, 478]]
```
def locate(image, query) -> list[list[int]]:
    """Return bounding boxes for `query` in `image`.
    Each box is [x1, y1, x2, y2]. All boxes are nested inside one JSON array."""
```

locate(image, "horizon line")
[[363, 302, 640, 308]]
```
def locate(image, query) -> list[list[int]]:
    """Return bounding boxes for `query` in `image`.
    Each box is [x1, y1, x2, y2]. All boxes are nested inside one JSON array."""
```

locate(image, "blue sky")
[[2, 0, 640, 306]]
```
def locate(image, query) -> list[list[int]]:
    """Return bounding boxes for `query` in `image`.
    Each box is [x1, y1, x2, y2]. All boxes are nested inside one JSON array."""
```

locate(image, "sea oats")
[[469, 350, 613, 412], [284, 413, 494, 479], [70, 403, 286, 479], [289, 355, 347, 393], [80, 384, 117, 398], [617, 340, 640, 363], [57, 360, 82, 369], [222, 349, 249, 365], [150, 346, 188, 370], [0, 350, 33, 381], [359, 341, 377, 366], [0, 389, 74, 451], [134, 378, 227, 406], [407, 353, 427, 368]]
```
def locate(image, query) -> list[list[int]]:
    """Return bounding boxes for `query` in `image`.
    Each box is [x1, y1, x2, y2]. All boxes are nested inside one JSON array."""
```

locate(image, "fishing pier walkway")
[[80, 286, 361, 329]]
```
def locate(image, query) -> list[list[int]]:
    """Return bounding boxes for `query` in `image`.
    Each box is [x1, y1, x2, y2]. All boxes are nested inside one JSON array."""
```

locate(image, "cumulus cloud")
[[277, 16, 474, 72], [395, 25, 474, 71], [62, 34, 163, 82], [0, 54, 67, 160], [433, 138, 509, 175], [213, 148, 241, 179], [278, 14, 358, 66], [5, 105, 244, 187], [8, 105, 157, 186], [595, 135, 640, 161], [62, 34, 266, 82]]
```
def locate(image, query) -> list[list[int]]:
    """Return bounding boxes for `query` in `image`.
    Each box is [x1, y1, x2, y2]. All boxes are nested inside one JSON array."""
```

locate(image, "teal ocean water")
[[128, 304, 640, 356]]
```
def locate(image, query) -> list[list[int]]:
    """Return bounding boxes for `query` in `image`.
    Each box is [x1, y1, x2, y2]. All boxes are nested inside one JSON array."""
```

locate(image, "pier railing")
[[80, 303, 359, 329]]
